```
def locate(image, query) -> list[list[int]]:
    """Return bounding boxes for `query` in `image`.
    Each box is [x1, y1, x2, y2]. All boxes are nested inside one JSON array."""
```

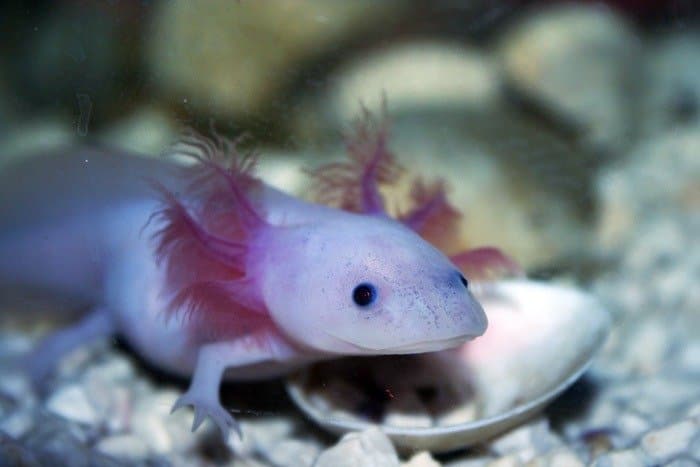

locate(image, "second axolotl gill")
[[0, 112, 518, 440]]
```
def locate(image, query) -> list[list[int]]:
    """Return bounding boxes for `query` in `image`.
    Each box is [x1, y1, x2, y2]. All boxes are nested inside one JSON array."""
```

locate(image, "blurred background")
[[1, 0, 698, 274], [1, 2, 699, 465]]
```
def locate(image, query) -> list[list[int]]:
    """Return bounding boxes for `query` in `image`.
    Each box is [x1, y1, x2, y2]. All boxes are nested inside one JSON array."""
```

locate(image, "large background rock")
[[146, 0, 405, 121]]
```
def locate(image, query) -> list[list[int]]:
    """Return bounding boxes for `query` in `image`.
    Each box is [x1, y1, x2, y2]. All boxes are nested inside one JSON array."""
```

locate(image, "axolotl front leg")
[[172, 329, 300, 439]]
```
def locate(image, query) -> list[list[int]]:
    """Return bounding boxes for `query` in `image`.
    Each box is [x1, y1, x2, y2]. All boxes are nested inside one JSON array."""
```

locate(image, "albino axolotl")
[[0, 114, 514, 440]]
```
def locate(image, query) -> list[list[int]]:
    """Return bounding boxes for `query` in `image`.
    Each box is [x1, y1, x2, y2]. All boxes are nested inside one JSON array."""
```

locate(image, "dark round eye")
[[459, 273, 469, 288], [352, 283, 377, 307]]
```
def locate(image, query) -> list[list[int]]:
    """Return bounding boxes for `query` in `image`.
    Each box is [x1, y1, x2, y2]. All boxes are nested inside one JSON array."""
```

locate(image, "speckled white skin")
[[0, 147, 486, 439]]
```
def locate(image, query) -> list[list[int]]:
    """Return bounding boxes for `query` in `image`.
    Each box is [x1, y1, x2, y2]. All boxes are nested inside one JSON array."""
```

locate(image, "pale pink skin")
[[0, 140, 489, 439]]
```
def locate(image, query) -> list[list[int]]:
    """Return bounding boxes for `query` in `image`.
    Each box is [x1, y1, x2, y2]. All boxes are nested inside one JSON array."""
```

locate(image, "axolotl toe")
[[0, 115, 503, 441]]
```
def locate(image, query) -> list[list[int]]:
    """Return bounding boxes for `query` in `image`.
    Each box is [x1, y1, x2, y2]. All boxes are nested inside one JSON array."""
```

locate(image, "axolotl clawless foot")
[[24, 307, 115, 393], [171, 331, 300, 439], [0, 112, 509, 440]]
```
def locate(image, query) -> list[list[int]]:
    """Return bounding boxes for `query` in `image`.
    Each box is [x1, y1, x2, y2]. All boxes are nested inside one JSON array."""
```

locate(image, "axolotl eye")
[[352, 282, 377, 307], [458, 273, 469, 288]]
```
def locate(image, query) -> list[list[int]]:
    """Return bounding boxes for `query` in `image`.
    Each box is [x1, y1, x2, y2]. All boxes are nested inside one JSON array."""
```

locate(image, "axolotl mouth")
[[323, 333, 482, 355]]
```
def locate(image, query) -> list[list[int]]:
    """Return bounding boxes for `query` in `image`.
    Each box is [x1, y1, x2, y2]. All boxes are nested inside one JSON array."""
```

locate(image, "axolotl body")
[[0, 120, 499, 439]]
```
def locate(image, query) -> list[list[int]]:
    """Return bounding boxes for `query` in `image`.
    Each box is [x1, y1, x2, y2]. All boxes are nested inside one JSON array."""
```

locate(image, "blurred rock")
[[293, 41, 502, 141], [642, 32, 700, 136], [95, 434, 150, 461], [543, 447, 585, 467], [640, 417, 699, 464], [99, 107, 178, 156], [315, 427, 400, 467], [590, 448, 651, 467], [46, 384, 100, 427], [0, 119, 74, 169], [232, 415, 297, 458], [368, 114, 589, 270], [498, 3, 642, 155], [148, 1, 404, 119], [0, 431, 41, 467], [403, 451, 441, 467], [6, 3, 139, 124], [596, 124, 700, 251], [21, 414, 124, 467], [265, 439, 322, 467], [490, 419, 562, 463]]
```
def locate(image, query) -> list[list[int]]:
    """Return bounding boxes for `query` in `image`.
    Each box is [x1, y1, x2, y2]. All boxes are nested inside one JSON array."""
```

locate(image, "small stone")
[[0, 333, 33, 358], [621, 319, 670, 375], [0, 372, 36, 409], [0, 119, 74, 169], [131, 389, 196, 455], [664, 459, 700, 467], [641, 419, 697, 463], [46, 384, 99, 426], [435, 402, 478, 426], [384, 391, 432, 428], [314, 427, 400, 467], [485, 455, 520, 467], [689, 433, 700, 461], [264, 439, 321, 467], [642, 32, 700, 135], [590, 448, 651, 467], [132, 409, 173, 455], [324, 41, 501, 126], [237, 415, 296, 456], [99, 107, 177, 156], [547, 448, 585, 467], [491, 419, 560, 458], [22, 414, 121, 467], [83, 355, 135, 385], [403, 451, 441, 467], [95, 434, 150, 461], [679, 341, 700, 373], [147, 0, 403, 118], [0, 431, 41, 467], [498, 3, 641, 154], [0, 410, 34, 439], [615, 412, 652, 441]]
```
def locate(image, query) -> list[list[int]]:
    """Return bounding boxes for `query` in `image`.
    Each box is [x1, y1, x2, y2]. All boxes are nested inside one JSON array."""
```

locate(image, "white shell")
[[286, 279, 611, 452]]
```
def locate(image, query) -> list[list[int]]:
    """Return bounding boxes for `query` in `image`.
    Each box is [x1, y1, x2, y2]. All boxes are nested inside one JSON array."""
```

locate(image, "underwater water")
[[0, 1, 698, 466]]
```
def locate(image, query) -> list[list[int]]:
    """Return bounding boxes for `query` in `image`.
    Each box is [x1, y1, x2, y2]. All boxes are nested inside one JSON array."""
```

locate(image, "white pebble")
[[547, 448, 585, 467], [615, 412, 652, 441], [46, 384, 99, 426], [96, 434, 150, 460], [132, 411, 172, 454], [435, 402, 478, 426], [679, 341, 700, 372], [239, 415, 296, 455], [264, 439, 321, 467], [591, 448, 650, 467], [403, 451, 441, 467], [485, 455, 520, 467], [0, 410, 34, 438], [314, 427, 400, 467], [640, 419, 697, 462]]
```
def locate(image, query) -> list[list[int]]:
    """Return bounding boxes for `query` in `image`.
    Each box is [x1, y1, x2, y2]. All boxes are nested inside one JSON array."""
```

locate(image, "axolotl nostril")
[[0, 113, 513, 440]]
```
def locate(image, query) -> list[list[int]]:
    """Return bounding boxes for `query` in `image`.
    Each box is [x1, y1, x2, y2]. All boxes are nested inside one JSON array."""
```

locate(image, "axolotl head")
[[258, 213, 488, 355]]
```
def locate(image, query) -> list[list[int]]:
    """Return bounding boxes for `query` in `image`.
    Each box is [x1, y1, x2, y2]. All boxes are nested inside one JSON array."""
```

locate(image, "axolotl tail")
[[0, 146, 178, 303]]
